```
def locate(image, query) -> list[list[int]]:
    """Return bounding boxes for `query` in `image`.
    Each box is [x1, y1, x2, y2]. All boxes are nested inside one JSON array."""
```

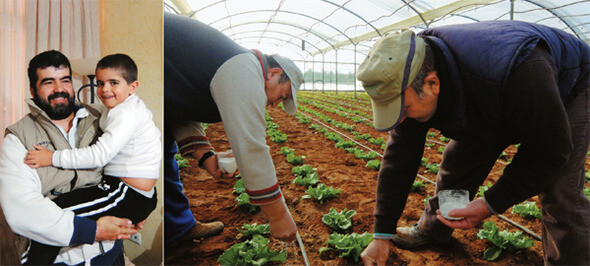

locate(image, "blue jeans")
[[163, 131, 196, 244]]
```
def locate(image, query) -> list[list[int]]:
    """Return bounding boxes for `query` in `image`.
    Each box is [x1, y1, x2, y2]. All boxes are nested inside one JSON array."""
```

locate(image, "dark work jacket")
[[374, 20, 590, 234], [164, 12, 250, 125]]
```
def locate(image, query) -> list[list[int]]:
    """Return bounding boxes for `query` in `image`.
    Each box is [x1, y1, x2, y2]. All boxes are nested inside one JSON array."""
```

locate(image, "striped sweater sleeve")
[[173, 121, 213, 156]]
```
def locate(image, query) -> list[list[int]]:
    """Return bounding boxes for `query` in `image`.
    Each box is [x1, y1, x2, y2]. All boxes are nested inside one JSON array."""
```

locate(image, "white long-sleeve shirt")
[[0, 107, 116, 264], [53, 94, 161, 179]]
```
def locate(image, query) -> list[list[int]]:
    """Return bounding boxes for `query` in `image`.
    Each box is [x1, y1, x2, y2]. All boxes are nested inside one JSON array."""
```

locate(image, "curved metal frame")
[[167, 0, 589, 65]]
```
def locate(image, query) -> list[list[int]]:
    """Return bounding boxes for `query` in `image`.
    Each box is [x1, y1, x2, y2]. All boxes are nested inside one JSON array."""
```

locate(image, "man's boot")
[[167, 220, 224, 249], [190, 220, 224, 239], [390, 223, 448, 249]]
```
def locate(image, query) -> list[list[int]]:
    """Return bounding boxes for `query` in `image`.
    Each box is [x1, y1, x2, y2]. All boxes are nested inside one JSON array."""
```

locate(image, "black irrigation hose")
[[297, 111, 543, 241]]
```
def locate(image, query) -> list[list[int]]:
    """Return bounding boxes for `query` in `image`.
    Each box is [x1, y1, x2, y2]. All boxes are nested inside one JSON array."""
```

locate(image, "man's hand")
[[24, 144, 53, 168], [95, 216, 138, 241], [361, 239, 392, 266], [436, 197, 492, 229], [192, 149, 235, 179], [259, 200, 297, 242]]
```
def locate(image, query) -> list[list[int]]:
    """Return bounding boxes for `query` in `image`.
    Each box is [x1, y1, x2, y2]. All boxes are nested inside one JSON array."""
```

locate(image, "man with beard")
[[0, 50, 138, 265]]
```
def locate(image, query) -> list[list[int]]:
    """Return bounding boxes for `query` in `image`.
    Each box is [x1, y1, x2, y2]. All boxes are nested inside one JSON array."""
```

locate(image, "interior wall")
[[98, 0, 163, 263]]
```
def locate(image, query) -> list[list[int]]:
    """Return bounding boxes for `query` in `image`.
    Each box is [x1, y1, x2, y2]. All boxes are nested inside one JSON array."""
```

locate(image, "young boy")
[[24, 53, 161, 264]]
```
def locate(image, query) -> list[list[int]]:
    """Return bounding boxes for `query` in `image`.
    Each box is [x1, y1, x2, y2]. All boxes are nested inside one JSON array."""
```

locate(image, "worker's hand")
[[24, 144, 53, 168], [259, 200, 297, 242], [192, 150, 235, 179], [436, 197, 491, 229], [361, 239, 392, 266], [95, 216, 137, 241]]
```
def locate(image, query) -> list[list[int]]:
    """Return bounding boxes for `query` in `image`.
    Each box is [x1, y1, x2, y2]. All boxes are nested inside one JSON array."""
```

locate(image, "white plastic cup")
[[438, 189, 469, 220], [217, 150, 237, 174]]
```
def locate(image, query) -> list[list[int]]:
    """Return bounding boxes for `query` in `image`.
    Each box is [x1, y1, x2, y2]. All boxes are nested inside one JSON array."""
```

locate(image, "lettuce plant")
[[292, 172, 320, 187], [353, 150, 377, 161], [174, 153, 188, 169], [322, 207, 356, 232], [511, 201, 542, 219], [302, 183, 341, 203], [368, 137, 384, 145], [235, 193, 258, 213], [366, 159, 381, 171], [439, 136, 451, 142], [233, 179, 246, 194], [335, 140, 355, 149], [476, 221, 534, 261], [218, 234, 287, 266], [286, 153, 305, 165], [411, 180, 426, 192], [319, 232, 373, 263], [239, 223, 270, 238], [292, 164, 316, 176], [280, 147, 294, 155], [476, 181, 493, 197], [426, 163, 439, 174], [420, 157, 428, 166]]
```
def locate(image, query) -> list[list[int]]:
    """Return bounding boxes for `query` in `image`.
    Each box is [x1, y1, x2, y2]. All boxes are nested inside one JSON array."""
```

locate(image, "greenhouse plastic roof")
[[164, 0, 590, 65]]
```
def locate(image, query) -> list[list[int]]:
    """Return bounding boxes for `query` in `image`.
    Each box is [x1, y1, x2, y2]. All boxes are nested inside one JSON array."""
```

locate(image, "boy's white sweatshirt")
[[53, 94, 161, 179]]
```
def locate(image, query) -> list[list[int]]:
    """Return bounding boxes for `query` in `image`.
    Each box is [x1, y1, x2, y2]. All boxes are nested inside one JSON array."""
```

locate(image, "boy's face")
[[96, 68, 138, 109]]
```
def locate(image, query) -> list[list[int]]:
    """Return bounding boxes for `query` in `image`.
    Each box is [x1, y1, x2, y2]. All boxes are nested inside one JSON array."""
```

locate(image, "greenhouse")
[[164, 0, 590, 94], [161, 0, 590, 265]]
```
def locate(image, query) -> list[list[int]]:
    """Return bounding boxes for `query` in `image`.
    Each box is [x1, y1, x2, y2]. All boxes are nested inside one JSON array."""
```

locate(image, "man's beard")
[[33, 92, 76, 120]]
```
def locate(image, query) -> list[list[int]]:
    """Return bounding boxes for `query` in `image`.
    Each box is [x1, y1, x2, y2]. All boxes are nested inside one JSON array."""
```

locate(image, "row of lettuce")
[[174, 90, 590, 264]]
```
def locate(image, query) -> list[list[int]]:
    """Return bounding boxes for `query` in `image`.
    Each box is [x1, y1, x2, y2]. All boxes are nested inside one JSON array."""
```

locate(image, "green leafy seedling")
[[235, 193, 258, 213], [322, 207, 357, 232], [511, 201, 542, 219], [239, 223, 270, 238], [366, 159, 381, 171], [292, 172, 320, 187], [411, 180, 426, 192], [302, 183, 341, 204], [476, 181, 493, 197], [280, 147, 294, 155], [319, 232, 373, 263], [233, 179, 246, 194], [174, 153, 188, 169], [218, 234, 287, 266], [476, 221, 534, 261], [439, 136, 451, 142]]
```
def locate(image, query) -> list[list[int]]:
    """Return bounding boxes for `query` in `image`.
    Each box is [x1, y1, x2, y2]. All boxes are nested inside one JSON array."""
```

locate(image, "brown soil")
[[164, 93, 588, 265]]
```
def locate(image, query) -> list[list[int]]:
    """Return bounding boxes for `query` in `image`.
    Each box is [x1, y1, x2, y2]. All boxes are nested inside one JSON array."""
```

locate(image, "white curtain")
[[0, 1, 26, 147], [0, 0, 100, 147]]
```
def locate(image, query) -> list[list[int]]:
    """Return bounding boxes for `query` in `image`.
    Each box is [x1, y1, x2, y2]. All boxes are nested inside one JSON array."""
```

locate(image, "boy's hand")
[[24, 144, 53, 168]]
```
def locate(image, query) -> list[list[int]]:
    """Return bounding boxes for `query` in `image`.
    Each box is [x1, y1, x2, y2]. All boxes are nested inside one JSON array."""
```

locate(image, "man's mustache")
[[47, 92, 71, 101]]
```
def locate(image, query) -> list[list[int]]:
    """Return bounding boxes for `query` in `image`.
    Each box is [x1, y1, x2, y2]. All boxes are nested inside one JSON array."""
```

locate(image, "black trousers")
[[24, 175, 157, 265]]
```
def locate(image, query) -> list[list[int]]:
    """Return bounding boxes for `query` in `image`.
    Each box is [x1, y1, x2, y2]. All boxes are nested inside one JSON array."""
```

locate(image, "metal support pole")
[[335, 50, 339, 95], [322, 54, 325, 93], [510, 0, 515, 20], [312, 57, 315, 91], [354, 44, 357, 98]]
